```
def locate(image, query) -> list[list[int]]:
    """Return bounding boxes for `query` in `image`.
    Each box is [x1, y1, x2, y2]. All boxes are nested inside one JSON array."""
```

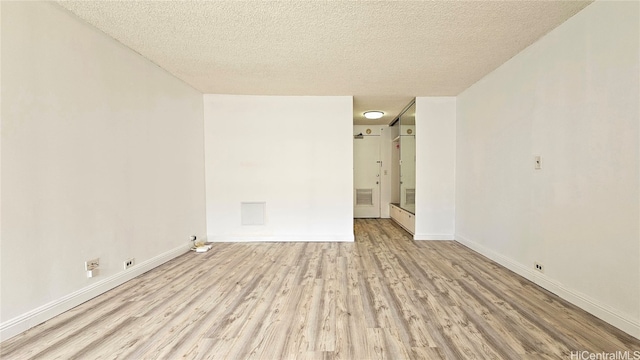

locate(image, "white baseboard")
[[0, 243, 191, 341], [414, 234, 455, 240], [208, 233, 355, 242], [455, 234, 640, 339]]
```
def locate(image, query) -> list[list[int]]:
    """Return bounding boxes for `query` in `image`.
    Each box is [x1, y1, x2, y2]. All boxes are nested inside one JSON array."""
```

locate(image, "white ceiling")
[[56, 0, 592, 125]]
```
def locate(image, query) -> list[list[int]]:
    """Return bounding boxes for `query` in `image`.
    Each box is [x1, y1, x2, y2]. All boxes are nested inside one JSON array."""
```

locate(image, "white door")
[[354, 135, 381, 218]]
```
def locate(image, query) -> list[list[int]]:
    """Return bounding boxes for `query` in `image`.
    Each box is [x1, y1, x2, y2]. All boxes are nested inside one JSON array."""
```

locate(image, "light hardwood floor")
[[2, 219, 639, 359]]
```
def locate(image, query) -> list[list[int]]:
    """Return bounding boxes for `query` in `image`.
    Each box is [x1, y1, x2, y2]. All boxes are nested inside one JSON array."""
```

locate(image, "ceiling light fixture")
[[364, 111, 384, 120]]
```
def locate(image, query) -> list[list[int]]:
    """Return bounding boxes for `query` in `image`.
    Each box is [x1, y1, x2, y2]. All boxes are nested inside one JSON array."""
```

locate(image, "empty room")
[[1, 0, 639, 359]]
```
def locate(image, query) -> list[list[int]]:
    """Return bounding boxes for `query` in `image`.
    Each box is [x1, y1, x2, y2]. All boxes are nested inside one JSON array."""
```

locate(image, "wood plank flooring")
[[2, 219, 639, 359]]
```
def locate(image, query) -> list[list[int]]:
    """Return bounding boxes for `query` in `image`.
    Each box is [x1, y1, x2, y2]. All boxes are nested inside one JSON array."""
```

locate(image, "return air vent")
[[356, 189, 373, 206], [241, 202, 266, 226], [405, 188, 415, 205]]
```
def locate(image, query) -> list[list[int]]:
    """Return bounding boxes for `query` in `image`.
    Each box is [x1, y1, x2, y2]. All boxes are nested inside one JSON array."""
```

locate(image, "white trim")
[[413, 234, 455, 241], [207, 234, 355, 242], [0, 243, 190, 341], [455, 234, 640, 339]]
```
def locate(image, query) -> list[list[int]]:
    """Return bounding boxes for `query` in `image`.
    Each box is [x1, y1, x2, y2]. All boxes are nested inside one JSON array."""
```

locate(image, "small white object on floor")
[[195, 245, 212, 253]]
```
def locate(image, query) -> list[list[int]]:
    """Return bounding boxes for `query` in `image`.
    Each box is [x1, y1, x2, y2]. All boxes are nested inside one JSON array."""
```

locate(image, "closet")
[[389, 100, 416, 234]]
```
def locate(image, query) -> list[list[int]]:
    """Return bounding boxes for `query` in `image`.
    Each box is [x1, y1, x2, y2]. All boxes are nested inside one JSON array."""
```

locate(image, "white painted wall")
[[456, 1, 639, 337], [1, 2, 206, 339], [204, 95, 353, 242], [415, 97, 456, 240]]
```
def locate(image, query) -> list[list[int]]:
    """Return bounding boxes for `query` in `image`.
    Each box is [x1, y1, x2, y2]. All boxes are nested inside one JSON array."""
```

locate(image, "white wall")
[[415, 97, 456, 240], [204, 95, 353, 242], [456, 1, 639, 337], [1, 2, 206, 339]]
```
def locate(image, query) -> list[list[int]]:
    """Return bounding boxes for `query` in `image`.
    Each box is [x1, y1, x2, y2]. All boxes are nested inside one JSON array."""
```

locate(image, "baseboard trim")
[[455, 234, 640, 339], [413, 234, 455, 240], [0, 243, 190, 341], [208, 233, 355, 242]]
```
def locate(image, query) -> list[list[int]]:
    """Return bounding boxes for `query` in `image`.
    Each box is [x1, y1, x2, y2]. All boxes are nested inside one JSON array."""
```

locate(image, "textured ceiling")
[[57, 0, 592, 125]]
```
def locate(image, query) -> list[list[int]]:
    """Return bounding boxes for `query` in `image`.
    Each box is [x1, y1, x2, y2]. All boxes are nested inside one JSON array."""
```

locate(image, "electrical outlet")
[[85, 258, 99, 278], [534, 262, 544, 273], [85, 258, 99, 271], [124, 258, 135, 270], [534, 155, 542, 170]]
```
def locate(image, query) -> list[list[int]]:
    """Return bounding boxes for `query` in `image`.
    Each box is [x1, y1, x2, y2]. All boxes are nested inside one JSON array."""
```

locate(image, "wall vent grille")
[[405, 189, 415, 205], [241, 202, 266, 225], [356, 189, 373, 206]]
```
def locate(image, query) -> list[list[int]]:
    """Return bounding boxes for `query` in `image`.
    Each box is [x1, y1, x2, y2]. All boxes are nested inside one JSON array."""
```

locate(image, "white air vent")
[[405, 189, 415, 205], [241, 202, 266, 226], [356, 189, 373, 206]]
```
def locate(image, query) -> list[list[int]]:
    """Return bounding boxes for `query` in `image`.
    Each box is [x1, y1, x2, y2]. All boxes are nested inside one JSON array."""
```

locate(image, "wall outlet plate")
[[85, 258, 99, 271], [124, 258, 135, 270], [534, 155, 542, 170], [534, 262, 544, 273]]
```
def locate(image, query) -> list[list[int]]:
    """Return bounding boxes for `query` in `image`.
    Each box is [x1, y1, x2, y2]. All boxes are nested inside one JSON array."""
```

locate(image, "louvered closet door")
[[354, 135, 381, 218]]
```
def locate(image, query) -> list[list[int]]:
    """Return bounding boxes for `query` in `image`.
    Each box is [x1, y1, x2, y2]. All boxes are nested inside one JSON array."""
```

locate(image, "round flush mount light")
[[363, 111, 384, 120]]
